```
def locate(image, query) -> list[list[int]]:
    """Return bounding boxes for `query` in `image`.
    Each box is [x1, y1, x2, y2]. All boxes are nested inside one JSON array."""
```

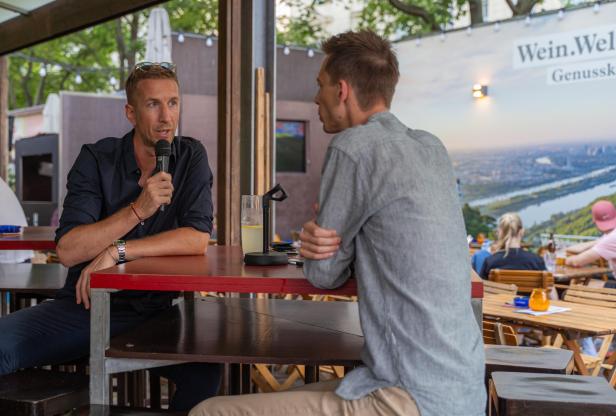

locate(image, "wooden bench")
[[489, 371, 616, 416], [0, 369, 88, 416], [485, 345, 573, 378]]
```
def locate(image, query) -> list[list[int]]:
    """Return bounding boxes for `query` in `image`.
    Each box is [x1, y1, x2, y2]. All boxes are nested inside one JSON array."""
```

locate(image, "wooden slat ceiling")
[[0, 0, 168, 56]]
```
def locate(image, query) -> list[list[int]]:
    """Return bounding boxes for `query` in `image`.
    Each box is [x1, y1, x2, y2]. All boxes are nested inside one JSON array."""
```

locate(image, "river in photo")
[[518, 179, 616, 227], [468, 166, 616, 207]]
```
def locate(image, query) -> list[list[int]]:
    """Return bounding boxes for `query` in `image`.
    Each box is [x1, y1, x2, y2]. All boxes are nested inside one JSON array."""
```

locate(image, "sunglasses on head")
[[134, 61, 176, 72]]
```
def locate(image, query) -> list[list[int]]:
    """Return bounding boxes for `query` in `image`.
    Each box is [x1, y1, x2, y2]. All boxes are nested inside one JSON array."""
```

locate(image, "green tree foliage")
[[462, 203, 496, 238], [277, 0, 328, 47], [8, 0, 218, 110], [358, 0, 469, 37], [164, 0, 218, 34]]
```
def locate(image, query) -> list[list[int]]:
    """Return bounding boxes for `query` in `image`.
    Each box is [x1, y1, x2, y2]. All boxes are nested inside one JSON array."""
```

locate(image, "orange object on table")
[[529, 288, 550, 311]]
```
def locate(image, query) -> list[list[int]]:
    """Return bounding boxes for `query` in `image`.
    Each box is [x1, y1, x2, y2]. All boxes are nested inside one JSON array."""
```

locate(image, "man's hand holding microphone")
[[132, 139, 173, 220]]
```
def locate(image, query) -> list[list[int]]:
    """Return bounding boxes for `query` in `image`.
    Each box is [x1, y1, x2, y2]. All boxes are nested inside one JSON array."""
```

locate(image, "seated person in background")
[[471, 238, 492, 274], [565, 200, 616, 355], [567, 200, 616, 286], [480, 212, 545, 279]]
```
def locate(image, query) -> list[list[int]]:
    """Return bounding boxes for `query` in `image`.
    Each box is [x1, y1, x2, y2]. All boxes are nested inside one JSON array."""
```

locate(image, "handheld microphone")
[[155, 140, 171, 212]]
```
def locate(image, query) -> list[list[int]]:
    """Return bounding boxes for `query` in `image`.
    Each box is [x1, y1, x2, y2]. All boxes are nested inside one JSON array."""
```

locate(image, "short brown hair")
[[125, 63, 179, 105], [321, 30, 399, 109]]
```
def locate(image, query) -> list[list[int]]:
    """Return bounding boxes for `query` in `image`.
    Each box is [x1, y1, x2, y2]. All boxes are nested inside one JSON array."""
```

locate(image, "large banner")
[[392, 3, 616, 233]]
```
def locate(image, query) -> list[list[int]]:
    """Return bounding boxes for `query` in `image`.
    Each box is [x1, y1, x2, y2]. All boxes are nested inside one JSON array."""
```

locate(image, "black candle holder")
[[243, 184, 288, 266]]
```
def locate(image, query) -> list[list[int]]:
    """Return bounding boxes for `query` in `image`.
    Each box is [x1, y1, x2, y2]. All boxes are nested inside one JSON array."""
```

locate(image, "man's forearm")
[[125, 227, 209, 261], [56, 206, 140, 267]]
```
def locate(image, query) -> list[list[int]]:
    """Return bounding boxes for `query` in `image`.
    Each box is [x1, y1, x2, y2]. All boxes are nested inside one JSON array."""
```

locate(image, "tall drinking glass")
[[241, 195, 263, 254]]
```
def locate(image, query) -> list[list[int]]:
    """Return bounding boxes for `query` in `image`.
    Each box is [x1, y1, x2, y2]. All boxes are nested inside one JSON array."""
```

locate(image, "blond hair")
[[494, 212, 523, 257]]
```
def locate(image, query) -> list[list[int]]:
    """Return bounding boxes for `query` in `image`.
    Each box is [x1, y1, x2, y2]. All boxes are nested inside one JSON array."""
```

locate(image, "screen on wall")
[[276, 120, 306, 173], [21, 154, 53, 202]]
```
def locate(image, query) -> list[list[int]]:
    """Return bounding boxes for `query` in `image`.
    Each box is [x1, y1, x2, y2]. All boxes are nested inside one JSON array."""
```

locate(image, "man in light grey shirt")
[[190, 30, 485, 416]]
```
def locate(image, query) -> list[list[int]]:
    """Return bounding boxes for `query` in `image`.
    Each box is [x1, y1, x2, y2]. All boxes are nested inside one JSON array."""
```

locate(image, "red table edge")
[[91, 271, 483, 298], [0, 241, 56, 250]]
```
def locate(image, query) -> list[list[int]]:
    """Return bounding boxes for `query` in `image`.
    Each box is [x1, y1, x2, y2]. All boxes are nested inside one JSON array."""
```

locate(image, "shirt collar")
[[123, 130, 178, 175]]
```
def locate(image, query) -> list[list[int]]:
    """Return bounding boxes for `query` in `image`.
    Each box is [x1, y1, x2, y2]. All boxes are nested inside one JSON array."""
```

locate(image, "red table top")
[[0, 226, 56, 250], [92, 246, 483, 297]]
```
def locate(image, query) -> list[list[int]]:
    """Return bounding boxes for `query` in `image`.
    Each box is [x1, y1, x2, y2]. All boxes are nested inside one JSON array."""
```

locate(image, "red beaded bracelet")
[[130, 202, 145, 226]]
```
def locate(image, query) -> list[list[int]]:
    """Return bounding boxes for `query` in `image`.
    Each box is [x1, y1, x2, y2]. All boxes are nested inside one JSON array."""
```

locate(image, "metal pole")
[[0, 55, 9, 182]]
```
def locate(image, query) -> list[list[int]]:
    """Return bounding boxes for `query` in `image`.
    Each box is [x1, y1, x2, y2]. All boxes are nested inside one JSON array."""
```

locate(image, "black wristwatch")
[[113, 240, 126, 263]]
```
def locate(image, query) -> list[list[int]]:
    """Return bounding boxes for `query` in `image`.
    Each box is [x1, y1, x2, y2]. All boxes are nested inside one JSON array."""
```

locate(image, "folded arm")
[[303, 148, 365, 289]]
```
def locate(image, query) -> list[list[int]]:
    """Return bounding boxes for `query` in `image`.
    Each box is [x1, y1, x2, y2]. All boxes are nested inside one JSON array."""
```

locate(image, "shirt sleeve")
[[176, 143, 214, 234], [592, 231, 616, 262], [55, 145, 103, 243], [304, 148, 366, 289]]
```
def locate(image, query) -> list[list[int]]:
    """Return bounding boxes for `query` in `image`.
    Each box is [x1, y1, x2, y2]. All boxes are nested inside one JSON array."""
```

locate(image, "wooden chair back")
[[489, 269, 554, 294], [483, 320, 518, 346], [483, 280, 518, 296], [563, 285, 616, 309]]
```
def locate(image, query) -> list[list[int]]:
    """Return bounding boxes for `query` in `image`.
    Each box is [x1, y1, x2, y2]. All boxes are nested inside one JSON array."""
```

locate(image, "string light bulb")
[[177, 33, 185, 43], [39, 65, 47, 77], [415, 37, 421, 46], [75, 73, 82, 84], [557, 9, 564, 20], [307, 48, 314, 58], [466, 26, 472, 36], [439, 32, 446, 42], [283, 45, 290, 55], [494, 22, 501, 32], [593, 2, 600, 13], [110, 76, 117, 87], [205, 36, 213, 47]]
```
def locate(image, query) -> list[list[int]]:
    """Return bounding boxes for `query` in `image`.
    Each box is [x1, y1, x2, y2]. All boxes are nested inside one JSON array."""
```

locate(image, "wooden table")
[[552, 265, 611, 284], [0, 263, 67, 316], [108, 297, 363, 365], [89, 246, 484, 405], [483, 293, 616, 375], [0, 226, 56, 250], [0, 263, 67, 293]]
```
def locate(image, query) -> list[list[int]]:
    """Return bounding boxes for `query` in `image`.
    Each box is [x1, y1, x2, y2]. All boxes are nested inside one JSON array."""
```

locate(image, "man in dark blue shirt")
[[0, 63, 220, 410]]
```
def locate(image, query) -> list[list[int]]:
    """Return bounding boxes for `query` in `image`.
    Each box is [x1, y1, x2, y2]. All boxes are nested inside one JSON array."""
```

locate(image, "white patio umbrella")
[[0, 178, 33, 263], [145, 8, 172, 63]]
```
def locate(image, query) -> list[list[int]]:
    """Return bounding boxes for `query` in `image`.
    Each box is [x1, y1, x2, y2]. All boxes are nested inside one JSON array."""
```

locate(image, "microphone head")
[[155, 140, 171, 156]]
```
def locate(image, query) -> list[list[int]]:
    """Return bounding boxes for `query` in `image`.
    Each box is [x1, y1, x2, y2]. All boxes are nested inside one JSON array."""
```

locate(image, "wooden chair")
[[483, 321, 518, 346], [488, 269, 553, 294], [483, 281, 518, 296], [561, 285, 616, 378], [563, 285, 616, 308]]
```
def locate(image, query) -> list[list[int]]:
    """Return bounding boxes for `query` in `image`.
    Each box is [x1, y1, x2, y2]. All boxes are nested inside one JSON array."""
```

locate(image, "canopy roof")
[[0, 0, 167, 56]]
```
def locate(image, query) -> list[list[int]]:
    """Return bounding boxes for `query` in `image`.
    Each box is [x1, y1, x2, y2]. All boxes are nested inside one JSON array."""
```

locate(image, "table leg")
[[241, 364, 251, 394], [304, 365, 318, 384], [561, 333, 589, 376], [90, 289, 111, 404], [230, 363, 241, 395], [0, 291, 6, 316], [471, 298, 482, 330]]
